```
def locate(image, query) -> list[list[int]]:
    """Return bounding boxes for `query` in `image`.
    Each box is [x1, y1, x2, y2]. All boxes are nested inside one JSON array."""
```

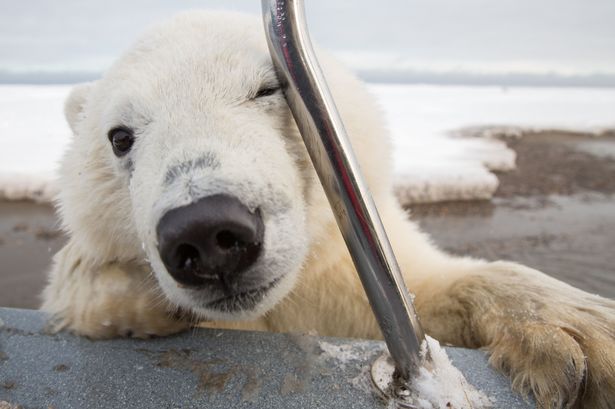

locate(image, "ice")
[[347, 336, 493, 408], [1, 84, 614, 203], [372, 84, 615, 203], [407, 335, 493, 408]]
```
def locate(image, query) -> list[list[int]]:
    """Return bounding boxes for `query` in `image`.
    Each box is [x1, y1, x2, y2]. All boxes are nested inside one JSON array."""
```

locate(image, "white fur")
[[42, 12, 615, 409]]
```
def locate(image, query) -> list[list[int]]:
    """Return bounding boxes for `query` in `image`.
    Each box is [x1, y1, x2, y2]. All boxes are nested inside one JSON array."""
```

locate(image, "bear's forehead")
[[105, 12, 272, 92], [93, 13, 282, 126]]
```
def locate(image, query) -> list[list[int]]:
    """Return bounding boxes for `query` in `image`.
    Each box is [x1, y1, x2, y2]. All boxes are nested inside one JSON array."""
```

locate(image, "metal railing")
[[261, 0, 426, 386]]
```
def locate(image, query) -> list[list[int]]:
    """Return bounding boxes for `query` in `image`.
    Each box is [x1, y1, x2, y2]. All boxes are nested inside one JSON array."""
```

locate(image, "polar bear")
[[41, 11, 614, 409]]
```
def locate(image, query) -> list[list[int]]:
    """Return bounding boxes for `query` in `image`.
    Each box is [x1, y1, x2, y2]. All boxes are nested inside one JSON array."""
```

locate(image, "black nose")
[[156, 194, 264, 290]]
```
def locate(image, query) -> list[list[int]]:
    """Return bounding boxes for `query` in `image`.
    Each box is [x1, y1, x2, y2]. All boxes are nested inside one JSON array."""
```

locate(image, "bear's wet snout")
[[156, 194, 264, 291]]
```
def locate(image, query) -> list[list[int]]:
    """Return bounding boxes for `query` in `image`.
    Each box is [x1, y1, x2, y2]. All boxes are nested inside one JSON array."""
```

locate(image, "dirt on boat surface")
[[1, 130, 614, 309]]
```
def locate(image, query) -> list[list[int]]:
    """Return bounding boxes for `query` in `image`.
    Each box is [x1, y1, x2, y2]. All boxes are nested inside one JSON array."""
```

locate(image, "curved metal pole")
[[261, 0, 426, 381]]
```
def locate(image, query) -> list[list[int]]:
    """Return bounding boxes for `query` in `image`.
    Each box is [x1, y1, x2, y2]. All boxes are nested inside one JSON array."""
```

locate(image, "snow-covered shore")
[[1, 84, 614, 203], [376, 84, 615, 203]]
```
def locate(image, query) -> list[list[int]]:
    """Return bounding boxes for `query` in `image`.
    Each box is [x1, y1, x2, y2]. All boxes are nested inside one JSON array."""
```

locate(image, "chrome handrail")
[[261, 0, 426, 382]]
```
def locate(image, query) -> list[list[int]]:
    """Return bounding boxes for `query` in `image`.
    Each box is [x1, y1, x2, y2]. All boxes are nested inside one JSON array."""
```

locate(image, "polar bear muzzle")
[[156, 194, 264, 293]]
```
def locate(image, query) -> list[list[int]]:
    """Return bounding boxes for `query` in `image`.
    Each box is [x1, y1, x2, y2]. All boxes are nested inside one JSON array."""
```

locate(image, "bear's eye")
[[254, 86, 279, 99], [108, 127, 135, 157]]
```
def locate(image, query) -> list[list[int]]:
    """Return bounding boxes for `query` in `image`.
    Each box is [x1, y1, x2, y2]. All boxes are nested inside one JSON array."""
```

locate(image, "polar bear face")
[[59, 12, 319, 321]]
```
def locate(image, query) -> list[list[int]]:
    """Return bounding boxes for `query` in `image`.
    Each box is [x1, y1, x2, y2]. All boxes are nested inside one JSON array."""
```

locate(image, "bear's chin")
[[199, 276, 281, 314], [150, 257, 298, 322], [185, 282, 287, 322]]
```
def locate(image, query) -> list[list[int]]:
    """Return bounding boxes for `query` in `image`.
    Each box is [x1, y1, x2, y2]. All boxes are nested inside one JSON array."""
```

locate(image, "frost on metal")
[[408, 336, 492, 409], [318, 339, 384, 395], [321, 335, 493, 408], [318, 341, 366, 368], [370, 336, 493, 409]]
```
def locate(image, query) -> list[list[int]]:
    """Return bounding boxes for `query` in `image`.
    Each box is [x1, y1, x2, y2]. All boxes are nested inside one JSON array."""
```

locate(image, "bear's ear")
[[64, 82, 96, 133]]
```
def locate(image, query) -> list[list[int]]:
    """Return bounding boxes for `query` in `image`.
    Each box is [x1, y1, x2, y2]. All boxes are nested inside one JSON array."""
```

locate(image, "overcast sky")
[[1, 0, 614, 85]]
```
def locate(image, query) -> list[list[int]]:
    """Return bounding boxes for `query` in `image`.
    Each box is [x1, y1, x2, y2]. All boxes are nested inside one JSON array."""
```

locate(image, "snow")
[[1, 84, 614, 203], [374, 84, 615, 203], [408, 335, 492, 409], [362, 336, 492, 408], [0, 85, 68, 201]]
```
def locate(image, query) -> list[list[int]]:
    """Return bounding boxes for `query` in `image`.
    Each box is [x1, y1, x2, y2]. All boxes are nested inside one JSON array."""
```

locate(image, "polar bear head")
[[58, 11, 391, 321]]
